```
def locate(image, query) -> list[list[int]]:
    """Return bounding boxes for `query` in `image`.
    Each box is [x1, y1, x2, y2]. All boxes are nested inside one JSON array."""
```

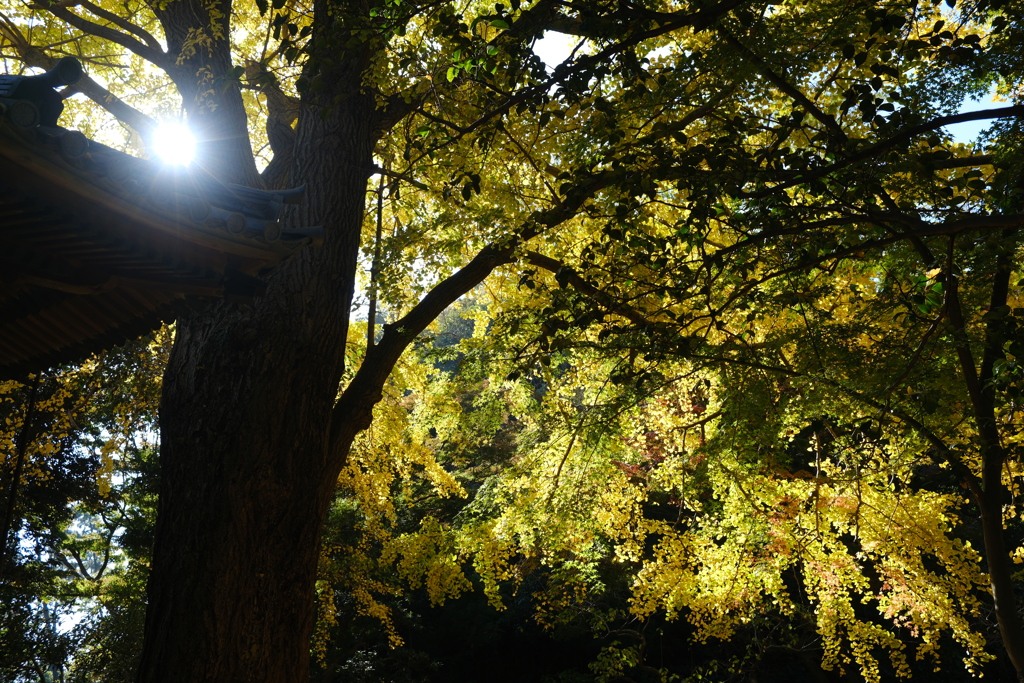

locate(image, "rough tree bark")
[[135, 2, 382, 679]]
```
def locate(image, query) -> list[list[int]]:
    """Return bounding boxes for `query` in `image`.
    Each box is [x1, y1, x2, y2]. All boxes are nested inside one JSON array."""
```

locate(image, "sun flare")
[[152, 122, 196, 166]]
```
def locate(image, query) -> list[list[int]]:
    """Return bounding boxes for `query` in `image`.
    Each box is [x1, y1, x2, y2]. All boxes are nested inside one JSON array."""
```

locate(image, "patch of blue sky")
[[946, 88, 1001, 146]]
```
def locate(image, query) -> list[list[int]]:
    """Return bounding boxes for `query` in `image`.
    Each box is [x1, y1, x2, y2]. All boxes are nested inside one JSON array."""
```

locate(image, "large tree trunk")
[[136, 53, 378, 679]]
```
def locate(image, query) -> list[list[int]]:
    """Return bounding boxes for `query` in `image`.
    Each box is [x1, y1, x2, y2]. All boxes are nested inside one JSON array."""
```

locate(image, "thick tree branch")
[[247, 62, 300, 189], [327, 170, 619, 466], [375, 90, 427, 137], [32, 2, 170, 70], [875, 191, 937, 264], [915, 239, 1024, 668], [327, 242, 516, 459], [520, 0, 750, 40], [70, 0, 163, 51], [971, 233, 1024, 672], [68, 74, 158, 138], [928, 154, 994, 169], [978, 232, 1014, 416], [944, 249, 986, 428]]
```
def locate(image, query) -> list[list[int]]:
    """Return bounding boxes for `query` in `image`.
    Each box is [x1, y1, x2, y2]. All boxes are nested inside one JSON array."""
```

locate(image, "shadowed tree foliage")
[[0, 0, 1023, 679]]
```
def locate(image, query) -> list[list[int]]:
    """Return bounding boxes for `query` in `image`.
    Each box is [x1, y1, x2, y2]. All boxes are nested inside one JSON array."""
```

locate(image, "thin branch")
[[525, 250, 650, 325], [725, 212, 1024, 294], [719, 27, 845, 141], [546, 418, 585, 504], [370, 164, 429, 191], [513, 234, 997, 501], [883, 306, 946, 410], [747, 106, 1024, 198], [367, 174, 385, 350], [710, 211, 1024, 273], [692, 352, 983, 495], [413, 0, 746, 142]]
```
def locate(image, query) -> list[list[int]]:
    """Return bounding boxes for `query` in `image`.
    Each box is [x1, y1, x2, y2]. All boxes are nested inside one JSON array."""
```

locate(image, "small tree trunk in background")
[[0, 379, 39, 578]]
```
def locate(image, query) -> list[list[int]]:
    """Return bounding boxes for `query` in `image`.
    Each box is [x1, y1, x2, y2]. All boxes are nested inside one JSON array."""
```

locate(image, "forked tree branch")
[[247, 62, 300, 188], [413, 235, 986, 497], [327, 168, 619, 466], [69, 0, 163, 51], [31, 2, 170, 70]]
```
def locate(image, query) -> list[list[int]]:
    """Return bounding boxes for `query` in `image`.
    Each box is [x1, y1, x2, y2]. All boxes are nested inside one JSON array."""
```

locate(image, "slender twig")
[[719, 27, 845, 141], [746, 106, 1024, 198], [367, 174, 385, 350]]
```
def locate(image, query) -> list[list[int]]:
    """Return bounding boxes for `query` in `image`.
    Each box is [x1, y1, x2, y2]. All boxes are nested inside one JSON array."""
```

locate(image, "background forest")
[[1, 0, 1023, 679]]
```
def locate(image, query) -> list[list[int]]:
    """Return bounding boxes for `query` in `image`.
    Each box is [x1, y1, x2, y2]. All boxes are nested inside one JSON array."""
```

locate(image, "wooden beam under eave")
[[0, 332, 32, 365], [54, 297, 116, 339], [17, 274, 109, 295], [34, 304, 83, 341], [109, 276, 224, 297], [5, 314, 66, 357], [0, 132, 290, 267]]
